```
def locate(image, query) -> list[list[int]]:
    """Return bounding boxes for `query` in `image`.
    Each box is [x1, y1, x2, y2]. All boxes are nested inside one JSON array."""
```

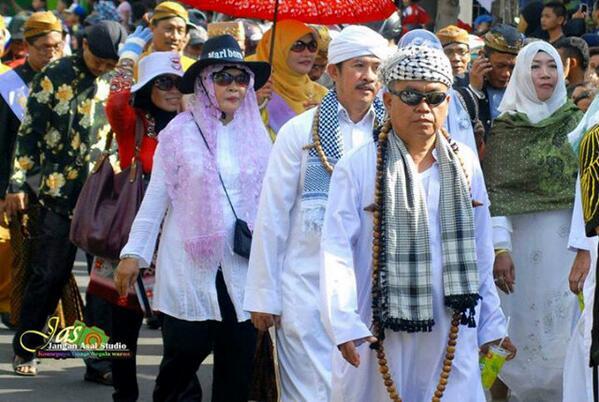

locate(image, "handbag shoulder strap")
[[128, 117, 144, 182], [191, 117, 239, 220]]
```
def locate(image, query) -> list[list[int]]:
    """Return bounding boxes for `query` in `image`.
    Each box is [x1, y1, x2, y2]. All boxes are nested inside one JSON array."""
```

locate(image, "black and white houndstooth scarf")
[[301, 89, 386, 232], [380, 131, 480, 332]]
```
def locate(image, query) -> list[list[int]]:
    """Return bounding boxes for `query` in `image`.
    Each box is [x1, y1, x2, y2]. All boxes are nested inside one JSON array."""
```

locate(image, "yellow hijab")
[[253, 19, 327, 114]]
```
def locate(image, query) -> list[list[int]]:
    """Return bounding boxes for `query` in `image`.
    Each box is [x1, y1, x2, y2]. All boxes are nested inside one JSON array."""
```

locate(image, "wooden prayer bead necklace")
[[307, 106, 384, 176], [370, 120, 469, 402], [310, 106, 335, 174]]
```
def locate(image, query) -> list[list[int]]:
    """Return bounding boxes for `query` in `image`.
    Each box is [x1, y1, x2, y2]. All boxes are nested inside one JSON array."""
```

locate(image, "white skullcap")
[[379, 45, 453, 88], [328, 25, 390, 65]]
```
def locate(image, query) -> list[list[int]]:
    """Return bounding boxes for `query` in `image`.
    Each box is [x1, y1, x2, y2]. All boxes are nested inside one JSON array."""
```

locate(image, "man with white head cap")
[[320, 45, 514, 401], [243, 25, 389, 402]]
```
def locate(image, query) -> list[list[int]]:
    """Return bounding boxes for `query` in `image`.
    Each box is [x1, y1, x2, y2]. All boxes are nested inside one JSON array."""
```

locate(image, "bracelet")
[[494, 248, 509, 257], [121, 254, 140, 261]]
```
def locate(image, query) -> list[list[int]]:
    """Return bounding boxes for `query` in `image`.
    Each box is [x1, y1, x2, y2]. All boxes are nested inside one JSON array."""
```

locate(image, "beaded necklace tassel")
[[371, 121, 464, 402]]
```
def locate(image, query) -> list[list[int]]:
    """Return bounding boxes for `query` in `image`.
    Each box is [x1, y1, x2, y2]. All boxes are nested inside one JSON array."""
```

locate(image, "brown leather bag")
[[69, 118, 144, 261]]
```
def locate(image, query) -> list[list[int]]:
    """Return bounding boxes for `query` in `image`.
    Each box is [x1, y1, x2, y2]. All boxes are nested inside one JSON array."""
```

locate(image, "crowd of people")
[[1, 0, 599, 401]]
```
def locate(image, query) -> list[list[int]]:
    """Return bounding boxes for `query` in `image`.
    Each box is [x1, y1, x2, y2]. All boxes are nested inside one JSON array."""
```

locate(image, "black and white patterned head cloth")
[[378, 45, 453, 88]]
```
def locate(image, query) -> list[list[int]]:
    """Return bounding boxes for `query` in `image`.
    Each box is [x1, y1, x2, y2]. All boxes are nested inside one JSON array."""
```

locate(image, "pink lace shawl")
[[156, 64, 271, 268]]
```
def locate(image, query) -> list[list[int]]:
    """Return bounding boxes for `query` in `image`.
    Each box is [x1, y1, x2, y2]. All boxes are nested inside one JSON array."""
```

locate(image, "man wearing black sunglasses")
[[320, 44, 512, 401], [244, 25, 390, 401]]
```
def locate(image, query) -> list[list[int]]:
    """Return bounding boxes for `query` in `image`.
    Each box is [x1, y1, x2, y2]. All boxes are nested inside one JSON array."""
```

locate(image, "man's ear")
[[327, 63, 340, 82], [570, 57, 579, 70], [383, 90, 393, 111]]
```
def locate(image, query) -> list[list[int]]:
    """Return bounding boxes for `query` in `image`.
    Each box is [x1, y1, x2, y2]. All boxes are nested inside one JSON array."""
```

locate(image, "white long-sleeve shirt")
[[320, 139, 506, 402], [121, 120, 251, 322], [244, 104, 375, 314]]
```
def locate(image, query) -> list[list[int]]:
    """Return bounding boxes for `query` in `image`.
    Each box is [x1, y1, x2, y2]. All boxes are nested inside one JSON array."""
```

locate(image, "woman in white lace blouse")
[[114, 35, 272, 401]]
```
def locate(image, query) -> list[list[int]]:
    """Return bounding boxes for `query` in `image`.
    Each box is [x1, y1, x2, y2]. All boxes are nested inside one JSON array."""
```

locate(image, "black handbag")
[[193, 119, 252, 259]]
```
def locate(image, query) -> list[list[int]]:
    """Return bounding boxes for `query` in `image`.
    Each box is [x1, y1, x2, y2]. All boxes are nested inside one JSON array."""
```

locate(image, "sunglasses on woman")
[[153, 76, 182, 91], [388, 88, 448, 107], [290, 39, 318, 53], [211, 70, 251, 87]]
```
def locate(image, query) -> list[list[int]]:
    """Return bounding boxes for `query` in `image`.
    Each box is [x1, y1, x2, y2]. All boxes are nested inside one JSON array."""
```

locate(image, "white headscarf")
[[327, 25, 390, 65], [568, 91, 599, 153], [497, 41, 567, 124]]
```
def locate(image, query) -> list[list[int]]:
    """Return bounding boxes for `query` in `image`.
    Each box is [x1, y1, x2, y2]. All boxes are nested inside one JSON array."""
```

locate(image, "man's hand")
[[494, 252, 515, 294], [338, 336, 377, 367], [118, 26, 153, 63], [569, 249, 590, 294], [250, 311, 281, 331], [480, 337, 517, 361], [572, 7, 587, 19], [114, 258, 140, 297], [469, 56, 493, 91], [5, 192, 27, 216], [255, 77, 273, 106]]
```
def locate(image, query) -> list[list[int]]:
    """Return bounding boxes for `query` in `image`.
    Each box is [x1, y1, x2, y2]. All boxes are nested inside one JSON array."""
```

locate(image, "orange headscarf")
[[252, 19, 326, 114]]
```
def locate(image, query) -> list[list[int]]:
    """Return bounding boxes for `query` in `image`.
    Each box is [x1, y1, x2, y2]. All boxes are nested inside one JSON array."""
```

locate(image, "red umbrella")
[[181, 0, 397, 63], [180, 0, 398, 25]]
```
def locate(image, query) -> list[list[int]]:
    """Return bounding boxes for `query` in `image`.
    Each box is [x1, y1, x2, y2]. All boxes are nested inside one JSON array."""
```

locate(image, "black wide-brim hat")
[[179, 34, 271, 94]]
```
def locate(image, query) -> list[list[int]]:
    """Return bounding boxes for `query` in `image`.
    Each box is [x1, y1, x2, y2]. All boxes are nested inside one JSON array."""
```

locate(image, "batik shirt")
[[9, 54, 112, 216]]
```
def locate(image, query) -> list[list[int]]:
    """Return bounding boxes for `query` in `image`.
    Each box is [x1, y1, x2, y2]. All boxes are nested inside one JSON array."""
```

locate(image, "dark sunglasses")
[[153, 76, 181, 91], [389, 88, 448, 107], [290, 39, 318, 53], [211, 70, 251, 87]]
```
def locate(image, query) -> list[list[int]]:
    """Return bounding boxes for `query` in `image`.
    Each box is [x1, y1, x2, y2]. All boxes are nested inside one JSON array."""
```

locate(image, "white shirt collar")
[[337, 102, 376, 126]]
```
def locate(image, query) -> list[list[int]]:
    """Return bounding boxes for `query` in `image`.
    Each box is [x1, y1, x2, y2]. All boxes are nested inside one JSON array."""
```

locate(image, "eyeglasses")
[[153, 76, 181, 91], [31, 41, 64, 55], [388, 88, 448, 107], [290, 40, 318, 53], [211, 71, 251, 87]]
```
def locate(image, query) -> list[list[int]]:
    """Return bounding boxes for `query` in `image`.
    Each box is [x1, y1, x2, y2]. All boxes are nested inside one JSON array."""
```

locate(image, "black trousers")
[[85, 253, 113, 376], [153, 270, 257, 402], [13, 207, 78, 360], [111, 304, 144, 402]]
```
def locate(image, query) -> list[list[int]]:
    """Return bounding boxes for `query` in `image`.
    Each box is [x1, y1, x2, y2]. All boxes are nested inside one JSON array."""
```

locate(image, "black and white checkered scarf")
[[301, 89, 385, 232], [379, 131, 480, 332]]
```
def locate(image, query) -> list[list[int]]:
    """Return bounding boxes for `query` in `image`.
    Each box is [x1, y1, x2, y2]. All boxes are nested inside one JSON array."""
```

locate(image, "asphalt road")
[[0, 260, 213, 402]]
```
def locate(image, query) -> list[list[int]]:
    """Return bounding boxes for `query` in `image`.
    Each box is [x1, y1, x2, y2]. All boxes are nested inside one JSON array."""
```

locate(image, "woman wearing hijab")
[[114, 35, 272, 401], [251, 19, 327, 140], [483, 41, 583, 401]]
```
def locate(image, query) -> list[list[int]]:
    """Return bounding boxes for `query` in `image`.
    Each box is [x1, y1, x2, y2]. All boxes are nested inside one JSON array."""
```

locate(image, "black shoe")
[[1, 313, 15, 330], [84, 369, 113, 386]]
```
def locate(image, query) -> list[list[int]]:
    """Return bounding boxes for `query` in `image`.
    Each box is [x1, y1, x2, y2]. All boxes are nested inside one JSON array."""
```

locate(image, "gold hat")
[[312, 25, 331, 59], [151, 1, 189, 25], [436, 25, 469, 47], [23, 11, 63, 40], [483, 24, 524, 55], [207, 21, 245, 42]]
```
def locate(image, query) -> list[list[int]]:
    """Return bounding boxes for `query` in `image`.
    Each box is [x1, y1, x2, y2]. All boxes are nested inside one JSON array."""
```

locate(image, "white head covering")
[[328, 25, 390, 65], [569, 91, 599, 153], [398, 29, 442, 50], [497, 41, 567, 125], [131, 51, 184, 93]]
